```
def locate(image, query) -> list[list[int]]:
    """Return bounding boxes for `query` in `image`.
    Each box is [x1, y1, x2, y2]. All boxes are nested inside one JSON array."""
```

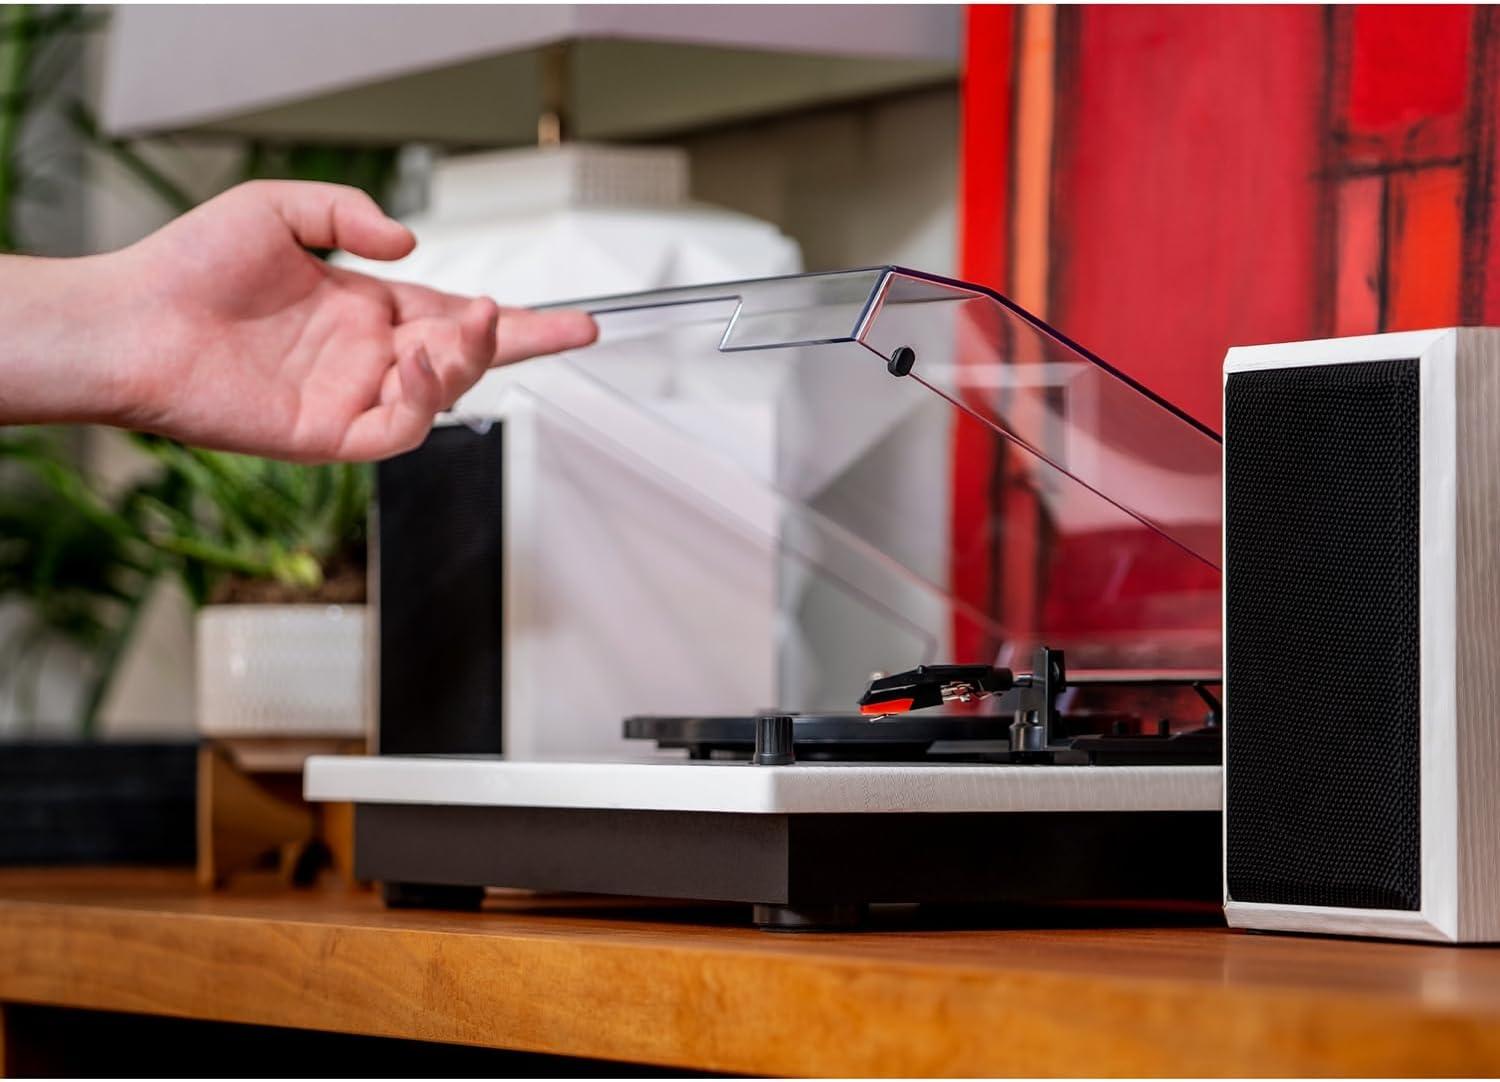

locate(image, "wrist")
[[0, 250, 154, 429]]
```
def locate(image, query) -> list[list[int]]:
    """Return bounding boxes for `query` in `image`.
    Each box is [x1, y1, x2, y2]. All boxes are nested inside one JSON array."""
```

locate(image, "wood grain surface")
[[1, 868, 1500, 1076]]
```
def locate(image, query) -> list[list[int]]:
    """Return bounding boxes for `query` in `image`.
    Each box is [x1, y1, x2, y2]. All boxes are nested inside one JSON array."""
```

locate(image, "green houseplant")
[[135, 440, 376, 739], [128, 437, 370, 608], [0, 430, 373, 731]]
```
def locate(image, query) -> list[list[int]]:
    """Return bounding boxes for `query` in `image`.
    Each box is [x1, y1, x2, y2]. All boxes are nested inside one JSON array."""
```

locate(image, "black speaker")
[[374, 423, 505, 756], [1222, 328, 1500, 942]]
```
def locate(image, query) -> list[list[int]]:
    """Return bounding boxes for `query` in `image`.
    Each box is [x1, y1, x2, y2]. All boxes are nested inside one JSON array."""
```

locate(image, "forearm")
[[0, 251, 148, 427]]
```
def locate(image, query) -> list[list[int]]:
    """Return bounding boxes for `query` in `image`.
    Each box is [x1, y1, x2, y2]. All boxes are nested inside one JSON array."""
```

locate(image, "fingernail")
[[414, 345, 435, 376]]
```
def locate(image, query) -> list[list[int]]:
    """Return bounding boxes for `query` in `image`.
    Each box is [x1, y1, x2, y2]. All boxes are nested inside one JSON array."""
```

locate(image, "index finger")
[[493, 307, 599, 366], [364, 275, 598, 364]]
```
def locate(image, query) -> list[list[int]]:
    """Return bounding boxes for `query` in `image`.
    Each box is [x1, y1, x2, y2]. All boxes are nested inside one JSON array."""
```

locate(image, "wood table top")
[[1, 867, 1499, 1076]]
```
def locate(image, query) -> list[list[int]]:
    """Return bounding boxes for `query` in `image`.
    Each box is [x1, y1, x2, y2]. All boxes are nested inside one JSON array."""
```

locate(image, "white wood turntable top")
[[304, 755, 1221, 815]]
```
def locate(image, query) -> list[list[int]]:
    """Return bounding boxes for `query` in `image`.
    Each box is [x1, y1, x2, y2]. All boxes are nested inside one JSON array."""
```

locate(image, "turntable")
[[305, 267, 1226, 929]]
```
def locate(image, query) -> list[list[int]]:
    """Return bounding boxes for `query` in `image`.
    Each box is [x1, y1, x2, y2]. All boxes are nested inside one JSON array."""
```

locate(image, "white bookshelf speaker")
[[1221, 327, 1500, 943]]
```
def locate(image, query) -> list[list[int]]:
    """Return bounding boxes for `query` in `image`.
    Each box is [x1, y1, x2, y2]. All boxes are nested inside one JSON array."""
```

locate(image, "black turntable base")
[[361, 803, 1222, 930]]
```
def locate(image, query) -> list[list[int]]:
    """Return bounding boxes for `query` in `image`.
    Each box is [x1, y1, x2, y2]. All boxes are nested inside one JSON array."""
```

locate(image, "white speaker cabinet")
[[1221, 326, 1500, 943]]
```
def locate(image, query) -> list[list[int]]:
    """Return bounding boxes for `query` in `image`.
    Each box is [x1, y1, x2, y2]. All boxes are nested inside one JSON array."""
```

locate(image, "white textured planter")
[[196, 604, 369, 738]]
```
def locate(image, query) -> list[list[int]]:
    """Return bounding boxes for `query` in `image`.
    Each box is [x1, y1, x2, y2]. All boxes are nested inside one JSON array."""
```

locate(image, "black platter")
[[623, 712, 1221, 765]]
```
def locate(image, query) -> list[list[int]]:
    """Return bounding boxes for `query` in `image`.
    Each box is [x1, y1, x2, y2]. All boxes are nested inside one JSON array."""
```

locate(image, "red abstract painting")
[[955, 4, 1499, 666]]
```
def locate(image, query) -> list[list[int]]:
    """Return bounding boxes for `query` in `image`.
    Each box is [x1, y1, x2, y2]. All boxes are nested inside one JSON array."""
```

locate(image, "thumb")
[[248, 179, 416, 261]]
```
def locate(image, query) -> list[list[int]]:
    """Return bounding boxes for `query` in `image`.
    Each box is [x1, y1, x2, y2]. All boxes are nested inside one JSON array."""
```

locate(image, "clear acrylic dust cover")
[[449, 266, 1220, 732]]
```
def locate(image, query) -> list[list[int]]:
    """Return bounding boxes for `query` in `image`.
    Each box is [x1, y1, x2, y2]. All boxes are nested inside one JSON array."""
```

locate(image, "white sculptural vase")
[[195, 605, 369, 738]]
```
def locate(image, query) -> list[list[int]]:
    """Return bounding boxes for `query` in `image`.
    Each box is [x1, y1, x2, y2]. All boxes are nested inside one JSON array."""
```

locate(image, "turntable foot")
[[752, 903, 866, 931], [381, 881, 486, 910]]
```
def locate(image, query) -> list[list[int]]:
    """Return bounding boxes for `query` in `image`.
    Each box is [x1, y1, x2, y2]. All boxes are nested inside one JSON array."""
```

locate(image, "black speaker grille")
[[376, 425, 505, 755], [1225, 359, 1421, 911]]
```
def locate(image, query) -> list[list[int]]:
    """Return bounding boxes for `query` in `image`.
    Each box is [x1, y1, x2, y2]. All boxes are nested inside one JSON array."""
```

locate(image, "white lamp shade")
[[100, 5, 960, 145]]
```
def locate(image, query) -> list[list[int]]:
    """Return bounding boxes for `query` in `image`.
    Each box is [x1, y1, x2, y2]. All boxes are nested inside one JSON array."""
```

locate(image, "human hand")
[[28, 180, 597, 460]]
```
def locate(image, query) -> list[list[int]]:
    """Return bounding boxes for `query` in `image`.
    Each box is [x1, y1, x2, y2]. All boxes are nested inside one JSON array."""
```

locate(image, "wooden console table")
[[1, 868, 1499, 1076]]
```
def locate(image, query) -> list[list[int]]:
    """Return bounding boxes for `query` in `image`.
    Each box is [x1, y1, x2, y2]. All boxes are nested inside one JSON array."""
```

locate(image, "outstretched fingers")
[[329, 280, 597, 462], [335, 345, 443, 460], [390, 297, 500, 410]]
